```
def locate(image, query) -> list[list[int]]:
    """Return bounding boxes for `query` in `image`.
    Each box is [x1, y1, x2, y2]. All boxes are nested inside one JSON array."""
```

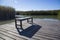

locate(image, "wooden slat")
[[0, 28, 27, 40], [0, 33, 15, 40], [0, 19, 60, 40], [0, 37, 5, 40]]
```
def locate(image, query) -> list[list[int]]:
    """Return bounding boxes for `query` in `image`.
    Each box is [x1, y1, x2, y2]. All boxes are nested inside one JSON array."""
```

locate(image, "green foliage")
[[0, 6, 15, 20], [16, 10, 60, 19], [0, 5, 60, 20], [58, 11, 60, 19], [16, 10, 59, 15]]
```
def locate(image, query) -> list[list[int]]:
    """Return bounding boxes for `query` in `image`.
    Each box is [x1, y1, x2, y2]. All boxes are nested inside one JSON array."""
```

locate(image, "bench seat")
[[16, 17, 32, 21]]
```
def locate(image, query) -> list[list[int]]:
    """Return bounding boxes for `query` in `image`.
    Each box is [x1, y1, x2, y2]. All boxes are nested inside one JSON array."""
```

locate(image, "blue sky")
[[0, 0, 60, 11]]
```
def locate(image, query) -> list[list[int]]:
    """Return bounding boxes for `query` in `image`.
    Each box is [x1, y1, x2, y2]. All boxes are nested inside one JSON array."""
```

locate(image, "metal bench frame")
[[15, 16, 33, 29]]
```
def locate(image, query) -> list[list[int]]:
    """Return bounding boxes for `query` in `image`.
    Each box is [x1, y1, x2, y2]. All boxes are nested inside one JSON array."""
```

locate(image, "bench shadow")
[[16, 24, 42, 38]]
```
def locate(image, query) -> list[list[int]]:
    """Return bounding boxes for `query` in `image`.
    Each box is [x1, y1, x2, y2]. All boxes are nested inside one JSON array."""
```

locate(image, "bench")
[[15, 15, 33, 29]]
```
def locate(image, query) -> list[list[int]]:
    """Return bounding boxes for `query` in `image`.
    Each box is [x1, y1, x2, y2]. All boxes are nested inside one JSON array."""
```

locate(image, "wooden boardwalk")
[[0, 19, 60, 40]]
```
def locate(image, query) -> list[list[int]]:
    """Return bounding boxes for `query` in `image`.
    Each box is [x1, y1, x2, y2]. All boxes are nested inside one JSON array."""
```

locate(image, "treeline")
[[0, 6, 15, 20], [58, 11, 60, 19], [0, 6, 60, 20], [16, 10, 60, 15]]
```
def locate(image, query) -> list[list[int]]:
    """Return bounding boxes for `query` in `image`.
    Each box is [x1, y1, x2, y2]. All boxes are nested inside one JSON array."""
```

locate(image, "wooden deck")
[[0, 19, 60, 40]]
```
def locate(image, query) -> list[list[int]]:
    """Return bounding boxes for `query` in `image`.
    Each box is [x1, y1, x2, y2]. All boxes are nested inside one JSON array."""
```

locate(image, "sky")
[[0, 0, 60, 11]]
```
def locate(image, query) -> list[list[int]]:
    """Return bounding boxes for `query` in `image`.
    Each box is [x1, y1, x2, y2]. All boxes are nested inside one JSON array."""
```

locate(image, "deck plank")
[[0, 19, 60, 40]]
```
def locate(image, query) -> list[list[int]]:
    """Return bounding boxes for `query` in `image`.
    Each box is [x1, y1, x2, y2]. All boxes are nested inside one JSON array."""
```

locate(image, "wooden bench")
[[15, 15, 33, 30]]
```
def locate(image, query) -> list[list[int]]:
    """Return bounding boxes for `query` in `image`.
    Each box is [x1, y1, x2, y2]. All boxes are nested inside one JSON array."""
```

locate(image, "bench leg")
[[15, 19, 17, 29], [31, 18, 33, 25], [27, 19, 29, 23], [20, 21, 23, 30]]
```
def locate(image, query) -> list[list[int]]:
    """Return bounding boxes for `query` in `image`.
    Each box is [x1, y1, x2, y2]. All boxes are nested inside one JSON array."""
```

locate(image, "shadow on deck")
[[16, 24, 42, 38]]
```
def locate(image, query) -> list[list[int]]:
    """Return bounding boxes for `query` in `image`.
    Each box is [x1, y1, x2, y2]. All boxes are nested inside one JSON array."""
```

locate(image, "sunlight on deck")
[[0, 19, 60, 40]]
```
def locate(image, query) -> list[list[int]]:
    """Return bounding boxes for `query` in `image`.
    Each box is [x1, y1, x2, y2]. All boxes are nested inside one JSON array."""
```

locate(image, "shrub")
[[0, 6, 15, 20]]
